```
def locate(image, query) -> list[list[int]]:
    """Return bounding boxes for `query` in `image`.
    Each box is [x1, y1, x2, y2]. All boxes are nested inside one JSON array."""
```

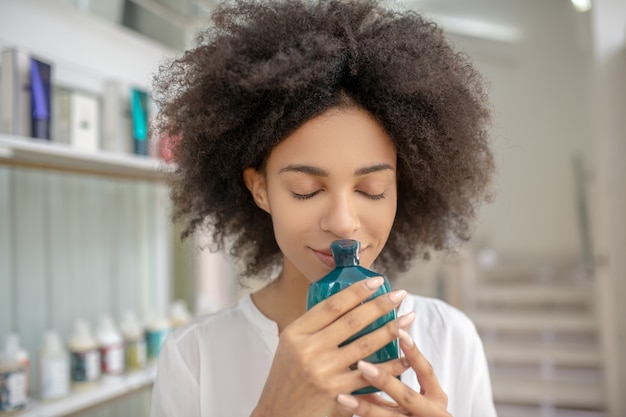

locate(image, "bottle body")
[[0, 361, 27, 412], [97, 317, 125, 380], [145, 313, 171, 362], [306, 240, 399, 395], [121, 311, 147, 372], [68, 320, 100, 390], [0, 334, 28, 412], [39, 330, 70, 401]]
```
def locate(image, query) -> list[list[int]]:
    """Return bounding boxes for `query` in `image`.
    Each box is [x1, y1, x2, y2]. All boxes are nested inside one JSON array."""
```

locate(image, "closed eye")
[[357, 191, 386, 200], [292, 190, 322, 200]]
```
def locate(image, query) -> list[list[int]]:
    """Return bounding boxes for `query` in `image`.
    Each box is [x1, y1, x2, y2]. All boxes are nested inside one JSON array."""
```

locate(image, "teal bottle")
[[306, 239, 399, 395]]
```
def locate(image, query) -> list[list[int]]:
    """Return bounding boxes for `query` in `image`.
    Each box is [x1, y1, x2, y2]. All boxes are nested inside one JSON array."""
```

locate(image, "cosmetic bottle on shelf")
[[39, 330, 70, 401], [0, 333, 28, 412], [120, 310, 147, 372], [97, 316, 124, 380], [68, 320, 100, 391]]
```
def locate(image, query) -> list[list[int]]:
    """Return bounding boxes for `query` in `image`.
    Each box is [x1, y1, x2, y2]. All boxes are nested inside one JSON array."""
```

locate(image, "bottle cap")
[[330, 239, 361, 267], [98, 315, 116, 333], [43, 330, 64, 353], [4, 333, 20, 359], [71, 319, 93, 343], [120, 310, 143, 338], [169, 300, 191, 324]]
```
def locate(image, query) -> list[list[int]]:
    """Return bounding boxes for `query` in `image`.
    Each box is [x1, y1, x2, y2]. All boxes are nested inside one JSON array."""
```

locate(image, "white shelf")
[[0, 134, 174, 181], [15, 367, 156, 417]]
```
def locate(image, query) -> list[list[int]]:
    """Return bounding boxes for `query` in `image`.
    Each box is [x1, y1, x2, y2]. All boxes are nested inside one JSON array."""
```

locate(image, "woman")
[[150, 0, 496, 416]]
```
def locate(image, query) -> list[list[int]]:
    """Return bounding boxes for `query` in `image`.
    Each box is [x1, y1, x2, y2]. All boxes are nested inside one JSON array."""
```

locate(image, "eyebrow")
[[354, 163, 395, 176], [279, 163, 394, 177]]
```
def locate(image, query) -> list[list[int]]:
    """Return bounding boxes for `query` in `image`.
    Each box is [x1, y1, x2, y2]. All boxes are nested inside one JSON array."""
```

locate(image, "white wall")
[[457, 3, 592, 261], [589, 0, 626, 415], [398, 2, 593, 296]]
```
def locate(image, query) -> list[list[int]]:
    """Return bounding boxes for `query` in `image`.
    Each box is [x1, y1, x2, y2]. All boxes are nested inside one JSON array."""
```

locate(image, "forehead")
[[266, 108, 397, 173]]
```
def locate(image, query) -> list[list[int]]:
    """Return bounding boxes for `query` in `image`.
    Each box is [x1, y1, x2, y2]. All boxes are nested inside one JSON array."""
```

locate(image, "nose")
[[320, 193, 360, 237]]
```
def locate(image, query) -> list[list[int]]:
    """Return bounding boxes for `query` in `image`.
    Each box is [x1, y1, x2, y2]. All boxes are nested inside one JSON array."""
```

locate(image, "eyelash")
[[292, 191, 386, 201], [362, 191, 386, 200], [292, 191, 322, 200]]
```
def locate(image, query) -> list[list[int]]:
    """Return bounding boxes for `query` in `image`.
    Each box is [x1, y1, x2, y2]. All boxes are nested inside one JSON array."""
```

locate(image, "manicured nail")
[[388, 289, 407, 304], [357, 360, 379, 379], [364, 276, 384, 290], [397, 312, 416, 328], [337, 393, 359, 410], [398, 328, 414, 347]]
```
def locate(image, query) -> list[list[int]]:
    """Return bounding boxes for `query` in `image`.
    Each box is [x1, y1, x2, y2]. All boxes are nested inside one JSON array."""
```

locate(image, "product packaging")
[[39, 330, 70, 400], [68, 320, 100, 390], [306, 239, 399, 394], [0, 333, 28, 412], [120, 310, 147, 372], [96, 316, 125, 380], [144, 311, 171, 361], [169, 300, 192, 329]]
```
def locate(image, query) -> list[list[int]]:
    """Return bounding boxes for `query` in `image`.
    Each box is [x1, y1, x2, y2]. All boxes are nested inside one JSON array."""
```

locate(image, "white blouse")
[[150, 294, 497, 417]]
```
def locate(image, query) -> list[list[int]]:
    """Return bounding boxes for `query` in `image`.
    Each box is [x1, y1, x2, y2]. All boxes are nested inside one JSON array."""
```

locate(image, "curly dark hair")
[[152, 0, 494, 282]]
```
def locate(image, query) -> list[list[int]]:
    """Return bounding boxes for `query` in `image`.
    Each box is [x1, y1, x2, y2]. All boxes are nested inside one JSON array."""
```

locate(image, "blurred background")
[[0, 0, 623, 416]]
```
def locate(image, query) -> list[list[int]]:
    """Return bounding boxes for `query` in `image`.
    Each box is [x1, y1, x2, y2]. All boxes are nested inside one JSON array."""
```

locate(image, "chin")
[[306, 266, 332, 283]]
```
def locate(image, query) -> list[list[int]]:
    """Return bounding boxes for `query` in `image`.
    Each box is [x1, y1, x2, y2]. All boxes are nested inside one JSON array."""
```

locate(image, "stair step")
[[496, 403, 608, 417], [491, 374, 605, 409], [472, 312, 596, 334], [483, 341, 602, 368], [477, 260, 587, 284], [475, 284, 592, 307]]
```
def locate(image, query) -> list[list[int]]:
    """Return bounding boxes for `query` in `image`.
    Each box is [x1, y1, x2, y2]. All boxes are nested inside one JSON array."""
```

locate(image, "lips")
[[312, 245, 367, 269], [313, 249, 335, 268]]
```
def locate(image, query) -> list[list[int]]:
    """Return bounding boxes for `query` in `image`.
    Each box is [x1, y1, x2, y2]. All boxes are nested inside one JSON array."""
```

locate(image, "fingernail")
[[397, 312, 416, 328], [398, 329, 414, 346], [357, 360, 379, 379], [388, 289, 407, 304], [364, 276, 384, 290], [401, 356, 410, 367], [337, 393, 359, 410]]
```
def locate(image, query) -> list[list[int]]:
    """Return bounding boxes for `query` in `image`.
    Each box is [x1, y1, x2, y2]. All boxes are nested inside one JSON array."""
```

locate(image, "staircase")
[[458, 255, 607, 417]]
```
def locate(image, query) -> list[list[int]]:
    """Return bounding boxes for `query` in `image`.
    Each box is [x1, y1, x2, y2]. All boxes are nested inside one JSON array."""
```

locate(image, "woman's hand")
[[251, 277, 415, 417], [335, 329, 452, 417]]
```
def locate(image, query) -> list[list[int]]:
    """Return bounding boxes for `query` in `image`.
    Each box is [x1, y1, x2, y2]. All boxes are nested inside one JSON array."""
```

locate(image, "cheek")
[[361, 194, 397, 264], [266, 189, 309, 242]]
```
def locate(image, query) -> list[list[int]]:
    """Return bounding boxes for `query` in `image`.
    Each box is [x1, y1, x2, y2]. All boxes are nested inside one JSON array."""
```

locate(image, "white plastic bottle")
[[96, 315, 124, 380], [120, 310, 146, 372], [68, 320, 100, 390], [144, 311, 171, 362], [0, 333, 28, 412], [169, 300, 192, 329], [39, 330, 70, 400], [14, 335, 29, 399]]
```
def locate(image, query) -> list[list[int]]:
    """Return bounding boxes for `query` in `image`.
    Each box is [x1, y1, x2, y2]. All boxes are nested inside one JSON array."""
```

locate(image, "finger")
[[357, 360, 451, 417], [321, 289, 408, 347], [398, 329, 447, 404], [296, 276, 386, 333], [358, 393, 403, 410], [377, 356, 412, 378], [336, 357, 411, 393], [336, 393, 407, 416], [334, 311, 415, 369]]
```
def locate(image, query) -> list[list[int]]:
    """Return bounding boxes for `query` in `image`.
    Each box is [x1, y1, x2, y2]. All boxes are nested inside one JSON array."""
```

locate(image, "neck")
[[251, 260, 311, 333]]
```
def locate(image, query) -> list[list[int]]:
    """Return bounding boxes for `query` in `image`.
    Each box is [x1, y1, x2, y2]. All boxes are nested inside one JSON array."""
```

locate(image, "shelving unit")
[[0, 3, 178, 416], [14, 367, 156, 417], [0, 134, 173, 181]]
